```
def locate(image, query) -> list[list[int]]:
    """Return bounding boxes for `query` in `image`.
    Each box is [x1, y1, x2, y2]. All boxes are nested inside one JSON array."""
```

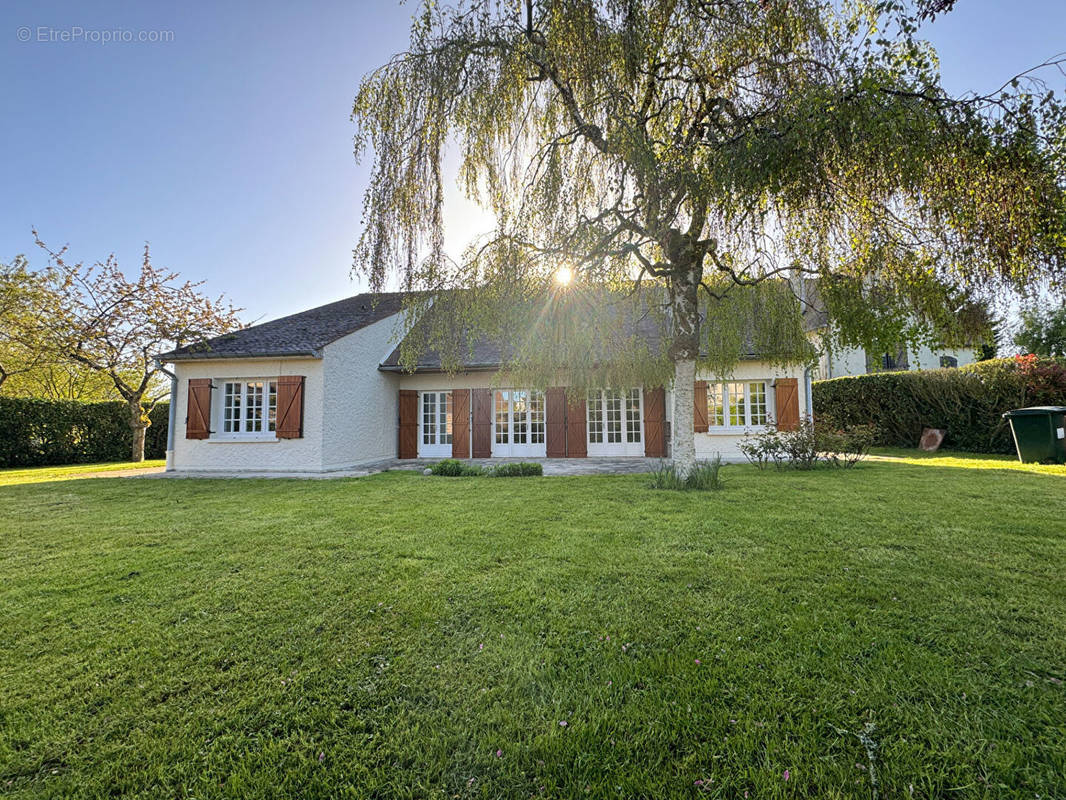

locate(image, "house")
[[811, 339, 977, 379], [157, 291, 810, 473]]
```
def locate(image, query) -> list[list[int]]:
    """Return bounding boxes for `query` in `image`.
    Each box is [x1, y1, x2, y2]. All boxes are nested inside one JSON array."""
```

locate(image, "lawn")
[[1, 455, 1063, 799], [0, 460, 165, 487]]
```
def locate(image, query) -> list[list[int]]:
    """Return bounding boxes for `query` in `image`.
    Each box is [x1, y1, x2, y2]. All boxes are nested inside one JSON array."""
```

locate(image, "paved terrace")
[[138, 457, 671, 479]]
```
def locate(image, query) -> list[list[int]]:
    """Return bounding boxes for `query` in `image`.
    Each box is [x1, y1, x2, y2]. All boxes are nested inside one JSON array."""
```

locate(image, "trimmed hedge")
[[0, 397, 170, 467], [813, 356, 1066, 453]]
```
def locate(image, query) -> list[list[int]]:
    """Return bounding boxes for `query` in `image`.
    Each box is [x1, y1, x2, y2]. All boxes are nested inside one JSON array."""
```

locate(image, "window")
[[495, 391, 510, 444], [625, 389, 641, 443], [587, 390, 604, 443], [421, 391, 452, 448], [706, 381, 769, 428], [748, 382, 768, 425], [220, 380, 277, 437], [939, 355, 958, 368], [530, 391, 545, 444]]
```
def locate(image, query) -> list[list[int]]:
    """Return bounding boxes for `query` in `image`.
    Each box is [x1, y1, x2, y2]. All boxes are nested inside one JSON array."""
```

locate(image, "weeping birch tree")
[[352, 0, 1066, 474]]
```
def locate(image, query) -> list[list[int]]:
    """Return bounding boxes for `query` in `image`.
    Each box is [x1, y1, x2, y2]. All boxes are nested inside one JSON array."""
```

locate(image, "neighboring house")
[[157, 291, 810, 473], [810, 338, 977, 379]]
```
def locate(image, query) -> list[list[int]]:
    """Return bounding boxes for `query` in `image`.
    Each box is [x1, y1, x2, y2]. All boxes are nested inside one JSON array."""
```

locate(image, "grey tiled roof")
[[158, 292, 407, 361]]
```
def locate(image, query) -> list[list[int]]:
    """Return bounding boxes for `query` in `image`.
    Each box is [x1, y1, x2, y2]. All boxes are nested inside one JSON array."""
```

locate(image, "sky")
[[2, 0, 1064, 325]]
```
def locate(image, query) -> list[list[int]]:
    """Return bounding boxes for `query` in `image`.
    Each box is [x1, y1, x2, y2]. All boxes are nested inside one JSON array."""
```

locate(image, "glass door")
[[418, 391, 453, 457], [491, 390, 546, 457], [587, 388, 644, 456]]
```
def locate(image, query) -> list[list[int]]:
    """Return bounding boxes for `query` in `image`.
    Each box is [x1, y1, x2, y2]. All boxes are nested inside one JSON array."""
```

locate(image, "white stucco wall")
[[321, 313, 404, 470], [814, 338, 976, 378], [689, 362, 809, 462], [170, 357, 325, 472]]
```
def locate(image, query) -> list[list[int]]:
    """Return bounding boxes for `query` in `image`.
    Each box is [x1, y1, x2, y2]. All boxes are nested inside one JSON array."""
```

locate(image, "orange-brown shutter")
[[275, 375, 305, 439], [398, 389, 418, 458], [545, 387, 567, 457], [471, 389, 492, 458], [694, 380, 709, 432], [643, 387, 667, 457], [185, 378, 212, 439], [451, 389, 470, 459], [565, 392, 587, 457], [774, 378, 800, 431]]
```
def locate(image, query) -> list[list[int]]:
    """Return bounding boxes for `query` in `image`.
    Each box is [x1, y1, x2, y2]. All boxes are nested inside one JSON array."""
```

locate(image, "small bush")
[[429, 459, 468, 476], [648, 455, 724, 491], [739, 427, 786, 470], [781, 421, 820, 470], [491, 461, 543, 477], [819, 424, 875, 469]]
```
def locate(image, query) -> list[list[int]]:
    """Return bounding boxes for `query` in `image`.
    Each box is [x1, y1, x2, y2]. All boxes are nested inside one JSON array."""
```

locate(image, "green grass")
[[0, 460, 165, 487], [1, 457, 1064, 799]]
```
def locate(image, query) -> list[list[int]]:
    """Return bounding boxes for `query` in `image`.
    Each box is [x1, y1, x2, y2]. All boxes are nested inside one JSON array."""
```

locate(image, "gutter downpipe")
[[161, 362, 177, 471], [804, 365, 814, 425]]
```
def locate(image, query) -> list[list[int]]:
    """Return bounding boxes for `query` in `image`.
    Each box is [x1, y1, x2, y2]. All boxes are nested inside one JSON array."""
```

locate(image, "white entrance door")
[[418, 391, 453, 458], [587, 388, 644, 456], [491, 390, 547, 457]]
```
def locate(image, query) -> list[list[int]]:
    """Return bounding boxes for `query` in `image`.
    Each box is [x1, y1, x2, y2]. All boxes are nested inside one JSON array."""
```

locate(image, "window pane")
[[727, 382, 745, 426], [223, 382, 241, 433], [625, 388, 641, 443], [748, 382, 768, 425], [495, 391, 509, 444], [513, 390, 528, 444], [530, 391, 545, 444], [708, 384, 725, 426], [246, 382, 264, 432], [423, 392, 436, 444], [587, 390, 603, 443], [440, 392, 452, 444], [605, 389, 622, 443], [268, 382, 277, 432]]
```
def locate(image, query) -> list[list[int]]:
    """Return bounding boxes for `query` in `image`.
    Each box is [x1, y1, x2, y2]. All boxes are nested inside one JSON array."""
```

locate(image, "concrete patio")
[[141, 456, 670, 479]]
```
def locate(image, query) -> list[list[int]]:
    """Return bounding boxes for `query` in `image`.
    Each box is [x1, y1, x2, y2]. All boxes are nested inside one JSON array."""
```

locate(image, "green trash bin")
[[1001, 406, 1066, 464]]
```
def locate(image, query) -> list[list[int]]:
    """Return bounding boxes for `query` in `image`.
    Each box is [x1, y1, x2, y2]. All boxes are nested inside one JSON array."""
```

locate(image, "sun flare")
[[554, 267, 574, 286]]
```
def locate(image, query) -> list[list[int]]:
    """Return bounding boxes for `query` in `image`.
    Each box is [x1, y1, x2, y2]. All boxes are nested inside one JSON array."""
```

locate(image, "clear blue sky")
[[2, 0, 1064, 324]]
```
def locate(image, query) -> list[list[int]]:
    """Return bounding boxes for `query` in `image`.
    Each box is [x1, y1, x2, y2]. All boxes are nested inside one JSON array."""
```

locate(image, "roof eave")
[[158, 349, 324, 363]]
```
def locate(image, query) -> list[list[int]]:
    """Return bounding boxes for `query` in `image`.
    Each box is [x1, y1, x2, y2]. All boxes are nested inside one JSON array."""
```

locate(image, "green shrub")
[[428, 459, 488, 476], [740, 422, 873, 470], [813, 356, 1066, 453], [490, 461, 543, 477], [0, 397, 170, 467], [648, 456, 724, 490], [819, 424, 875, 468], [429, 459, 465, 476]]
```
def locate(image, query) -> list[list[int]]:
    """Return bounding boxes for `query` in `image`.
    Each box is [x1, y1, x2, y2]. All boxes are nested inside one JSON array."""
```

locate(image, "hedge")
[[812, 356, 1066, 453], [0, 398, 170, 468]]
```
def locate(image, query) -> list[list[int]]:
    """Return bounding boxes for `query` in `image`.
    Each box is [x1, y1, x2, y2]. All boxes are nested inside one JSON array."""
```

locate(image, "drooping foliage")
[[352, 0, 1066, 388]]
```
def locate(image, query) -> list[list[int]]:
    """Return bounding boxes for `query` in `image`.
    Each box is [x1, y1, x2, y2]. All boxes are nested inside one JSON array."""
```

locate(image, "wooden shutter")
[[275, 376, 306, 439], [643, 387, 666, 457], [451, 389, 470, 459], [471, 389, 492, 458], [545, 387, 567, 458], [398, 389, 418, 458], [774, 378, 800, 431], [185, 378, 212, 439], [565, 393, 587, 457], [693, 380, 709, 432]]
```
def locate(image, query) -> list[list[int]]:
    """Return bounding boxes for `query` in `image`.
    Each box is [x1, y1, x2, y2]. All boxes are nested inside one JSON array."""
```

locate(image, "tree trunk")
[[128, 399, 147, 463], [672, 357, 697, 475], [667, 260, 702, 478]]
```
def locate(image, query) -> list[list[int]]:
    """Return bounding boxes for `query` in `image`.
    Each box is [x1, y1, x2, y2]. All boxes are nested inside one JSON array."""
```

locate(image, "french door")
[[491, 390, 546, 457], [587, 388, 644, 456], [418, 391, 453, 457]]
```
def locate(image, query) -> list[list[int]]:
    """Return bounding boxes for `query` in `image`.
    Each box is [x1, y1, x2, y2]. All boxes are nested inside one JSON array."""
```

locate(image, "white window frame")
[[703, 380, 773, 432], [587, 388, 644, 456], [212, 379, 278, 441], [491, 389, 547, 457], [418, 390, 454, 458]]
